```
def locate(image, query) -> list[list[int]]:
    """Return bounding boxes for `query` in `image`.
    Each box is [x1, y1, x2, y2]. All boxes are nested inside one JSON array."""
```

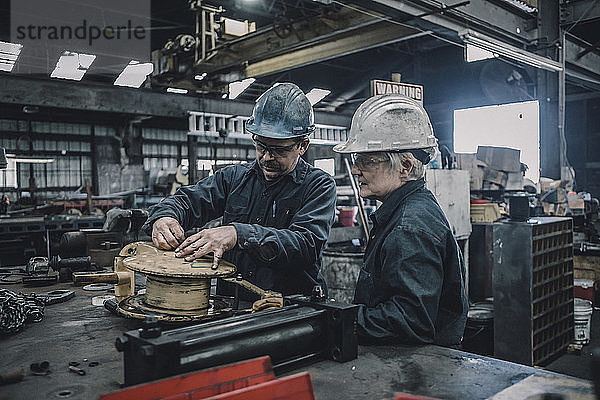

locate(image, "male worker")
[[333, 94, 468, 346], [142, 83, 336, 298]]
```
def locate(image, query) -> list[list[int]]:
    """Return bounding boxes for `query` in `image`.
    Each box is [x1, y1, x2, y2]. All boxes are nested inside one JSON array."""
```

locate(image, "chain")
[[0, 288, 45, 335]]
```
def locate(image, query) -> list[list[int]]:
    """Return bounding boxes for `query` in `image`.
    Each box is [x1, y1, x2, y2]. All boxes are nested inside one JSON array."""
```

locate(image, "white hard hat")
[[333, 94, 437, 154]]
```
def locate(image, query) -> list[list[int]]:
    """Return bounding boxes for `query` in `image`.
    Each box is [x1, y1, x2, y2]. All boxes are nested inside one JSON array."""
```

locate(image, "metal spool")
[[116, 242, 237, 322]]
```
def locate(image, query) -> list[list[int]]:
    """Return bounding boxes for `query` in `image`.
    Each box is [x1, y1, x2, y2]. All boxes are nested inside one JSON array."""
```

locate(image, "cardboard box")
[[540, 177, 561, 193], [476, 146, 521, 172], [455, 153, 486, 190], [568, 196, 585, 215], [483, 167, 507, 187], [505, 172, 524, 191]]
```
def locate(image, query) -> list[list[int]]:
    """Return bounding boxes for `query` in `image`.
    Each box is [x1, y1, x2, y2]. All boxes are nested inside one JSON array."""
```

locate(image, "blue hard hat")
[[245, 83, 315, 139]]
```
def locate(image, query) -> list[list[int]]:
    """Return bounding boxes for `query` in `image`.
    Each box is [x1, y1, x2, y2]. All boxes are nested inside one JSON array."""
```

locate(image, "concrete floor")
[[546, 309, 598, 380]]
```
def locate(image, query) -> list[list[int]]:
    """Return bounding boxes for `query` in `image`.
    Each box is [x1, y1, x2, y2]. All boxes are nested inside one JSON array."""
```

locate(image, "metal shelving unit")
[[493, 217, 574, 366]]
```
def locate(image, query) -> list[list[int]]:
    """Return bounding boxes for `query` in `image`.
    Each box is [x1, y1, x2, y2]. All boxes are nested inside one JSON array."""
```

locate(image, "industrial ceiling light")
[[222, 17, 256, 37], [6, 154, 54, 163], [167, 87, 188, 94], [459, 30, 563, 72], [228, 78, 255, 99], [195, 72, 207, 80], [306, 88, 331, 105], [114, 61, 154, 88], [465, 43, 497, 62], [50, 51, 96, 81], [0, 41, 23, 72]]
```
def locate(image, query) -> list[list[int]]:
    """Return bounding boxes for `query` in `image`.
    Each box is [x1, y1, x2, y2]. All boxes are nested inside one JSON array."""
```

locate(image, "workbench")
[[0, 283, 594, 400]]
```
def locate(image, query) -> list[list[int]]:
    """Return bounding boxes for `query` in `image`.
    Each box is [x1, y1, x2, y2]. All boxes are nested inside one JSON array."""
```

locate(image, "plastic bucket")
[[462, 301, 494, 356], [574, 278, 595, 307], [338, 207, 356, 227], [574, 298, 593, 345]]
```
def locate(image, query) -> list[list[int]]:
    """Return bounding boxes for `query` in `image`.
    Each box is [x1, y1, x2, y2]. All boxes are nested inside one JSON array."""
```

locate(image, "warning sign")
[[370, 80, 423, 104]]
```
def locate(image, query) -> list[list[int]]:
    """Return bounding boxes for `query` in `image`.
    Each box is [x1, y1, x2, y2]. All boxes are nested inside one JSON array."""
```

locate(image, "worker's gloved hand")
[[252, 296, 284, 312], [152, 217, 185, 250], [175, 225, 238, 269]]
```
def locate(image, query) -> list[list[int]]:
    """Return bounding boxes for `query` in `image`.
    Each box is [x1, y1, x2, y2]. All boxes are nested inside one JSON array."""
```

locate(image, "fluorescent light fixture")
[[465, 43, 497, 62], [223, 17, 253, 36], [114, 61, 153, 88], [50, 51, 96, 81], [0, 41, 23, 72], [195, 72, 207, 80], [6, 154, 54, 163], [306, 88, 331, 105], [167, 87, 188, 94], [459, 30, 563, 72], [228, 78, 255, 99]]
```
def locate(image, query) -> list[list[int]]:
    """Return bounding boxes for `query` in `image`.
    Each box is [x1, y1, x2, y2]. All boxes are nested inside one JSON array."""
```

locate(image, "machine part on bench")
[[76, 242, 281, 322], [26, 257, 50, 275], [91, 295, 115, 306], [30, 361, 50, 376], [0, 368, 25, 385], [49, 256, 92, 272], [38, 289, 75, 305], [116, 296, 358, 386], [115, 295, 233, 323], [22, 274, 59, 287], [82, 283, 114, 291], [68, 365, 86, 376]]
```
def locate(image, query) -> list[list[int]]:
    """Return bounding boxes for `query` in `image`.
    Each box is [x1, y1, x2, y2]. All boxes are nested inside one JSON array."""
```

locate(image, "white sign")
[[10, 0, 151, 76], [370, 79, 423, 104]]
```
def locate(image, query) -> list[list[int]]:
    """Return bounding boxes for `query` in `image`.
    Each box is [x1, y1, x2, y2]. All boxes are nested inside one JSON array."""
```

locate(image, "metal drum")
[[321, 247, 363, 303], [462, 301, 494, 356]]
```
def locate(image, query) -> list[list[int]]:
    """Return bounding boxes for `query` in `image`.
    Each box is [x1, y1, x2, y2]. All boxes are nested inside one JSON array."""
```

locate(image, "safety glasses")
[[351, 153, 390, 171], [252, 136, 303, 158]]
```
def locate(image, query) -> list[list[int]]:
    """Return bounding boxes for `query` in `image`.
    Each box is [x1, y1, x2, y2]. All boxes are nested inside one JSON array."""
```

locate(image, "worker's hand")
[[151, 217, 185, 250], [175, 225, 238, 269]]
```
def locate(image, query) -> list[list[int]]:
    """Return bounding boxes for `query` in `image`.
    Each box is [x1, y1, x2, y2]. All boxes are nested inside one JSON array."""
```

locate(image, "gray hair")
[[386, 147, 437, 181]]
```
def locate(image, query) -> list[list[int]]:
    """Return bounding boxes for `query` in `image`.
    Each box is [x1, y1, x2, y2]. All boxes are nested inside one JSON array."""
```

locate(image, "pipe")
[[344, 158, 370, 240]]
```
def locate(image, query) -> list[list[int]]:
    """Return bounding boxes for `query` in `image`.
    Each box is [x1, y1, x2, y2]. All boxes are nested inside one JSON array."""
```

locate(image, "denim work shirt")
[[354, 178, 468, 346], [143, 158, 336, 298]]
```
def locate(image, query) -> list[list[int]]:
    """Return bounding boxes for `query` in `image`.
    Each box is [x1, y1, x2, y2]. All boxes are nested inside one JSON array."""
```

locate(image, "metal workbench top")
[[0, 283, 593, 400]]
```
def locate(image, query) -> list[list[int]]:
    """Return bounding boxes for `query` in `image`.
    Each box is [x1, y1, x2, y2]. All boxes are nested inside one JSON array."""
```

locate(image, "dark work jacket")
[[142, 158, 336, 298], [354, 178, 468, 346]]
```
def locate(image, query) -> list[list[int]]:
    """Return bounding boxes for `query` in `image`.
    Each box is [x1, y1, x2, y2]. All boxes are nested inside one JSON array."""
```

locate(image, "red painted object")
[[574, 278, 595, 306], [207, 372, 315, 400], [100, 356, 276, 400]]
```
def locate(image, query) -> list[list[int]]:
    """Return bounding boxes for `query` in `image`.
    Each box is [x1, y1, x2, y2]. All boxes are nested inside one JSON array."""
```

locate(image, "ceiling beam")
[[195, 5, 381, 76], [371, 0, 538, 43], [0, 75, 351, 127], [245, 26, 426, 78], [565, 34, 600, 81], [560, 0, 600, 27], [371, 0, 600, 83]]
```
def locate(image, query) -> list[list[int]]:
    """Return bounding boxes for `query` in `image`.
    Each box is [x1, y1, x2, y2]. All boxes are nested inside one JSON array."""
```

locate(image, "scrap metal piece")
[[68, 365, 85, 376]]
